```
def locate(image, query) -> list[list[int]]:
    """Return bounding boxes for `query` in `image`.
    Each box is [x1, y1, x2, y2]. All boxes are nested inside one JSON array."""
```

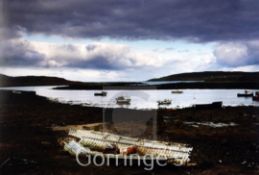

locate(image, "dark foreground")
[[0, 90, 259, 174]]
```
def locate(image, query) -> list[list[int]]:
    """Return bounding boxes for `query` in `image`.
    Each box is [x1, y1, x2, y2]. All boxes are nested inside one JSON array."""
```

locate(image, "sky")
[[1, 0, 259, 81]]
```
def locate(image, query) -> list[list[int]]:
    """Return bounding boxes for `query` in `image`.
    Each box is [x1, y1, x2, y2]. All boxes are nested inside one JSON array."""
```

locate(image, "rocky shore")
[[0, 90, 258, 174]]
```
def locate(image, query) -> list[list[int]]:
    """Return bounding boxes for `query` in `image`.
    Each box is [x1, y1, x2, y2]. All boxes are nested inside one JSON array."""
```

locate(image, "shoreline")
[[53, 82, 259, 90], [0, 90, 259, 174]]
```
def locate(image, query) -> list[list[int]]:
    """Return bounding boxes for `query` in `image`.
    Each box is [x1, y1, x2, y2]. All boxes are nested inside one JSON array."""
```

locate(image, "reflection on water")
[[0, 86, 259, 109]]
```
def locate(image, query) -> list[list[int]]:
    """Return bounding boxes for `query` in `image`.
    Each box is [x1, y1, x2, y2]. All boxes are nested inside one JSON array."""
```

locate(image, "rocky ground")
[[0, 90, 259, 174]]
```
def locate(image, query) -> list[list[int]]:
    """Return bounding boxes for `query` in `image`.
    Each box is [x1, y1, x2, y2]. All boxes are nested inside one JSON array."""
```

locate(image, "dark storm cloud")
[[0, 41, 137, 69], [68, 44, 136, 70], [68, 55, 123, 70], [4, 0, 259, 42], [0, 40, 44, 67]]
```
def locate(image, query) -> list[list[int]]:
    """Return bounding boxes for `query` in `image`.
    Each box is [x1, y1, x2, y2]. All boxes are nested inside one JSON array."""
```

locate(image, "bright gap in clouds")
[[2, 34, 216, 82], [2, 33, 259, 82]]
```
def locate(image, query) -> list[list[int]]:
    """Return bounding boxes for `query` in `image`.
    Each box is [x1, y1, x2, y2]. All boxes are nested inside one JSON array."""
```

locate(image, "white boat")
[[157, 99, 172, 105], [116, 96, 131, 104], [64, 129, 193, 166]]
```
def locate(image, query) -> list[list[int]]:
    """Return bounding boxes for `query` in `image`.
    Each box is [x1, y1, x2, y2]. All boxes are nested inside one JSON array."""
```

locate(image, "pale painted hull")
[[66, 129, 193, 166]]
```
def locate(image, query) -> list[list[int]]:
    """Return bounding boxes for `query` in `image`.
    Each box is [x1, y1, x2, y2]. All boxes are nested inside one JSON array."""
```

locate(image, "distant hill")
[[149, 71, 259, 82], [0, 74, 75, 86], [1, 71, 259, 89]]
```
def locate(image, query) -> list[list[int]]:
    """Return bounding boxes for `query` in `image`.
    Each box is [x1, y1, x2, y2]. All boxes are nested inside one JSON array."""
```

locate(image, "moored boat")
[[193, 101, 222, 109], [253, 94, 259, 101], [94, 91, 107, 96], [116, 96, 131, 104], [237, 90, 253, 97], [157, 99, 172, 105], [171, 90, 183, 94]]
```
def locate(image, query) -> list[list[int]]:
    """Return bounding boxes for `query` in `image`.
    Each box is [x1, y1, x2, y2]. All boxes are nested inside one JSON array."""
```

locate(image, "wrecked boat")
[[64, 129, 193, 166]]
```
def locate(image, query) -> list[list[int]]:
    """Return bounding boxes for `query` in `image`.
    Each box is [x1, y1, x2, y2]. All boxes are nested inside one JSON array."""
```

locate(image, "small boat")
[[116, 96, 131, 104], [171, 90, 183, 94], [157, 99, 172, 105], [64, 129, 193, 167], [253, 94, 259, 101], [237, 90, 253, 97], [194, 101, 222, 109], [94, 91, 107, 96]]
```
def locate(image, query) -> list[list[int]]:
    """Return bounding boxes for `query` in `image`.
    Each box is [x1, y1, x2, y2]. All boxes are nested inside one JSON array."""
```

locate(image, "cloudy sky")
[[1, 0, 259, 81]]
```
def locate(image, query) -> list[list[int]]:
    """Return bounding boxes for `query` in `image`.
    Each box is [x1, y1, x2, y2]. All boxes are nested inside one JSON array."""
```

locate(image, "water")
[[0, 86, 258, 109]]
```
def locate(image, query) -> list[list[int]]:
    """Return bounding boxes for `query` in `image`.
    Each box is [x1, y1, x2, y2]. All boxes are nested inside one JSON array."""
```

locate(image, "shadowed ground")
[[0, 90, 258, 174]]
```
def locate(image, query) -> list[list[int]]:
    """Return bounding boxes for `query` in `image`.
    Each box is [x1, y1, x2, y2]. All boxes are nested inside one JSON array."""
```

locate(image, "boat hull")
[[116, 99, 131, 104], [253, 96, 259, 101], [171, 90, 183, 94], [194, 101, 222, 109], [66, 129, 193, 166], [94, 92, 107, 96], [237, 93, 253, 97]]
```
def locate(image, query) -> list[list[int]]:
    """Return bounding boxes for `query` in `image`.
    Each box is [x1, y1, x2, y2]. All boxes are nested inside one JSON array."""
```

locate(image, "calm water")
[[1, 86, 259, 109]]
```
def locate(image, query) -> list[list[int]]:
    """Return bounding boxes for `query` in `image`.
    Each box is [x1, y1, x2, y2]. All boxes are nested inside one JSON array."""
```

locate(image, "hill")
[[1, 71, 259, 89], [149, 71, 259, 82], [0, 74, 75, 86]]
